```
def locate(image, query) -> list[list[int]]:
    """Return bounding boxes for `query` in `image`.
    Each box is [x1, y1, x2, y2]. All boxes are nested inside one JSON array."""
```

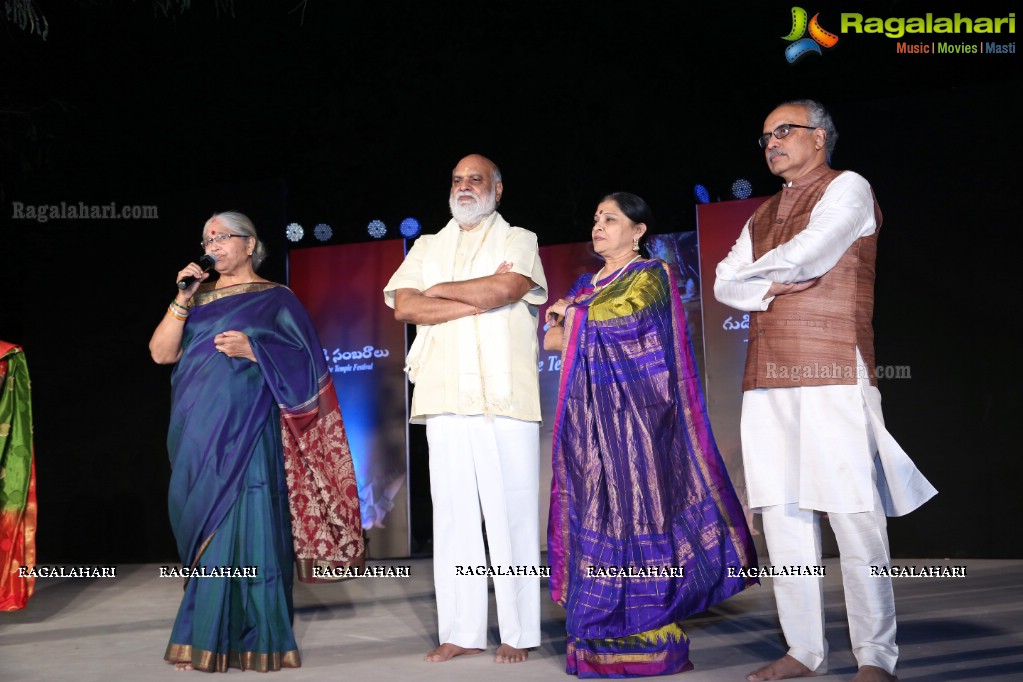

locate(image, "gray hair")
[[204, 211, 267, 270], [782, 99, 838, 158]]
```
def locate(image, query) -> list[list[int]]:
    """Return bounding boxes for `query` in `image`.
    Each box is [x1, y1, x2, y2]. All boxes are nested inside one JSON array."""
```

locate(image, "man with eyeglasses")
[[714, 100, 937, 682]]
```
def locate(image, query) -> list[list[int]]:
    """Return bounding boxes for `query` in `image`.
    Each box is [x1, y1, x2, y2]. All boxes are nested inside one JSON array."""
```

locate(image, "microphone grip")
[[177, 254, 217, 290]]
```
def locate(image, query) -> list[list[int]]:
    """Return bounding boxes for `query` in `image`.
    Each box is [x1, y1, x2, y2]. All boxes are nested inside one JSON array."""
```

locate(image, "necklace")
[[592, 254, 641, 293]]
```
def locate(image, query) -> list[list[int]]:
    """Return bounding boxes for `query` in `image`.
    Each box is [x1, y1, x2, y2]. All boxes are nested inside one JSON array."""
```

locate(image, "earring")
[[633, 238, 640, 252]]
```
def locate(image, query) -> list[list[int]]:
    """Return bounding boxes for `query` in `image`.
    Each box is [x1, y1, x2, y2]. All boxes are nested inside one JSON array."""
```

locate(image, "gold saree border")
[[295, 552, 366, 583], [192, 281, 282, 306], [165, 643, 301, 672]]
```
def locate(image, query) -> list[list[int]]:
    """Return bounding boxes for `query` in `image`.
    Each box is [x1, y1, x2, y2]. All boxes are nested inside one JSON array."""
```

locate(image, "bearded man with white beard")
[[384, 154, 548, 664]]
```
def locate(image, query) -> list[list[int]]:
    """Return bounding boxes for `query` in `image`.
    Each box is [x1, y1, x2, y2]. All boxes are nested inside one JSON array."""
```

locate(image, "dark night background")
[[1, 1, 1018, 563]]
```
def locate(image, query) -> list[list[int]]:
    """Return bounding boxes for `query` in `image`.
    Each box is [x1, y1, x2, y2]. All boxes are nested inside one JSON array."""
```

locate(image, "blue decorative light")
[[313, 223, 333, 241], [285, 222, 304, 242], [367, 219, 387, 239], [694, 184, 711, 204], [399, 217, 422, 239], [731, 178, 753, 200]]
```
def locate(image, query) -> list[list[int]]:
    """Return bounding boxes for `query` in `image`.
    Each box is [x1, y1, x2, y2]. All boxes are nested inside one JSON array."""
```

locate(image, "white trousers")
[[761, 486, 898, 674], [426, 414, 541, 650]]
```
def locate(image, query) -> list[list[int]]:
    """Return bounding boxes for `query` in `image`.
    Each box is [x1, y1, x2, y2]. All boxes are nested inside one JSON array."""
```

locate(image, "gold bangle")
[[167, 305, 188, 321]]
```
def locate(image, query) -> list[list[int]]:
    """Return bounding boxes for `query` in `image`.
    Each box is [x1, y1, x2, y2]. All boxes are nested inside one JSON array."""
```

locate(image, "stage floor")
[[2, 556, 1021, 681]]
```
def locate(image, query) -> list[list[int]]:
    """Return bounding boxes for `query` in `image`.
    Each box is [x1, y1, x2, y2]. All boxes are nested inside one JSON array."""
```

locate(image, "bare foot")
[[746, 655, 820, 681], [851, 665, 897, 682], [495, 643, 528, 663], [424, 642, 483, 662], [172, 662, 194, 671]]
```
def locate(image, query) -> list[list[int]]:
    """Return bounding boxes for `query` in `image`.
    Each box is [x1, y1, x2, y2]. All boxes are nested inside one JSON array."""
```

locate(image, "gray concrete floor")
[[2, 557, 1021, 681]]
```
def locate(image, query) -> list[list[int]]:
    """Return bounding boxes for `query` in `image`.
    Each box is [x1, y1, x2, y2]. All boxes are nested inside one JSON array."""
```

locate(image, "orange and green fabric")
[[0, 341, 36, 611]]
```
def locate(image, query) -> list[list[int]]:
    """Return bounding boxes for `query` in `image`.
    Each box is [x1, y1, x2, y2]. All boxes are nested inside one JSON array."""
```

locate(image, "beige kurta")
[[383, 212, 548, 424]]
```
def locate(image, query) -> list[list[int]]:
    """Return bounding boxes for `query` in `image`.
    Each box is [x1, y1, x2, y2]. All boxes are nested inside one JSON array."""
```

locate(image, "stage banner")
[[696, 197, 770, 545], [537, 233, 704, 550], [288, 240, 410, 558]]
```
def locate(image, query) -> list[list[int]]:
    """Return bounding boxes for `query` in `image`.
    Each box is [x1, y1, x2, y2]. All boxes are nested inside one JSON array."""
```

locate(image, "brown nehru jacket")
[[743, 165, 883, 391]]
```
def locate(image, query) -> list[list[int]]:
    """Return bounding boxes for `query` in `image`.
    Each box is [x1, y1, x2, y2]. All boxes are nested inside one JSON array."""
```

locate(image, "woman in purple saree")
[[545, 193, 757, 677], [150, 212, 363, 672]]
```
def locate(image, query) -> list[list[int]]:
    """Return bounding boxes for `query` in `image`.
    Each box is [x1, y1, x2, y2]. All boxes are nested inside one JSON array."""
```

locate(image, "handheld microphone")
[[177, 253, 218, 290]]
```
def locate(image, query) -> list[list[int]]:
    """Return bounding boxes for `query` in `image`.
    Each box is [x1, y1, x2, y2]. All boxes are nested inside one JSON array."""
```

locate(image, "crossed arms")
[[394, 264, 531, 325], [714, 172, 877, 312]]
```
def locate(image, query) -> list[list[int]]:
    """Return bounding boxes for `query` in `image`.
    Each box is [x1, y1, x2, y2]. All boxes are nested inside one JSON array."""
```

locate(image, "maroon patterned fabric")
[[281, 374, 365, 582]]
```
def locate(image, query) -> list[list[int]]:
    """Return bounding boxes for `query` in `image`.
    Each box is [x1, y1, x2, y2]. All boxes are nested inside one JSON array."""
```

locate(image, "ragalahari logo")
[[782, 7, 839, 63]]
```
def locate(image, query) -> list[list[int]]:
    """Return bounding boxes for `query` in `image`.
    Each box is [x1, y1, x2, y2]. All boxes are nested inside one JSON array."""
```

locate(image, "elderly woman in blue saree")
[[149, 211, 363, 672], [544, 193, 758, 677]]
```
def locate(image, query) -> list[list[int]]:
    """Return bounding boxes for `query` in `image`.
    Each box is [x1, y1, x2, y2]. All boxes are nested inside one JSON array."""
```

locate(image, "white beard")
[[449, 187, 497, 228]]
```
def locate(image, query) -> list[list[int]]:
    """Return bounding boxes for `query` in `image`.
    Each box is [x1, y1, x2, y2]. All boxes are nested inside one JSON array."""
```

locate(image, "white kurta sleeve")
[[382, 235, 431, 309], [733, 172, 878, 284], [714, 220, 775, 312], [504, 227, 548, 306]]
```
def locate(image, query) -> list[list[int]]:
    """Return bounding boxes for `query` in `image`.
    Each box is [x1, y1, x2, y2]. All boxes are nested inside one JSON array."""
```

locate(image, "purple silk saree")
[[548, 260, 757, 677]]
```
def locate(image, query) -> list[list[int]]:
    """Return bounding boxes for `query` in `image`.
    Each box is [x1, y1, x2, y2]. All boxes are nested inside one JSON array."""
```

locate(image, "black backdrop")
[[1, 1, 1019, 563]]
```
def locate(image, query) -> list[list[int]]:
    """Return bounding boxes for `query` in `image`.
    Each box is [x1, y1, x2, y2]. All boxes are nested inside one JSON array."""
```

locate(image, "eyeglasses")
[[758, 123, 819, 149], [200, 233, 250, 250]]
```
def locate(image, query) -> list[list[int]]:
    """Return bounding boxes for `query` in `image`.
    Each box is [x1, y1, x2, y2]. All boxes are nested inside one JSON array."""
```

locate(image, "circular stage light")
[[285, 222, 304, 242], [694, 184, 711, 204], [313, 223, 333, 241], [399, 217, 422, 239], [367, 219, 387, 239], [731, 178, 753, 200]]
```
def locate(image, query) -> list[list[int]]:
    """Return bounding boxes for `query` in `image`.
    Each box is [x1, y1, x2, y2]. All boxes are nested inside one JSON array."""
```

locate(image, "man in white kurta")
[[383, 154, 547, 664], [714, 101, 936, 682]]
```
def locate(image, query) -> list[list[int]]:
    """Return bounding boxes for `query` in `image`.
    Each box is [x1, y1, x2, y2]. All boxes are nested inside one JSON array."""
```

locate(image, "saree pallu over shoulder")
[[0, 342, 36, 611], [201, 283, 365, 579], [548, 260, 757, 643], [279, 372, 365, 582], [176, 283, 364, 580], [165, 283, 363, 671]]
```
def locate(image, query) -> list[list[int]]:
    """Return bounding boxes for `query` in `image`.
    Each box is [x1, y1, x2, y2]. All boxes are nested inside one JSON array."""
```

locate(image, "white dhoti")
[[742, 350, 936, 673], [761, 487, 897, 673], [426, 414, 541, 650]]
